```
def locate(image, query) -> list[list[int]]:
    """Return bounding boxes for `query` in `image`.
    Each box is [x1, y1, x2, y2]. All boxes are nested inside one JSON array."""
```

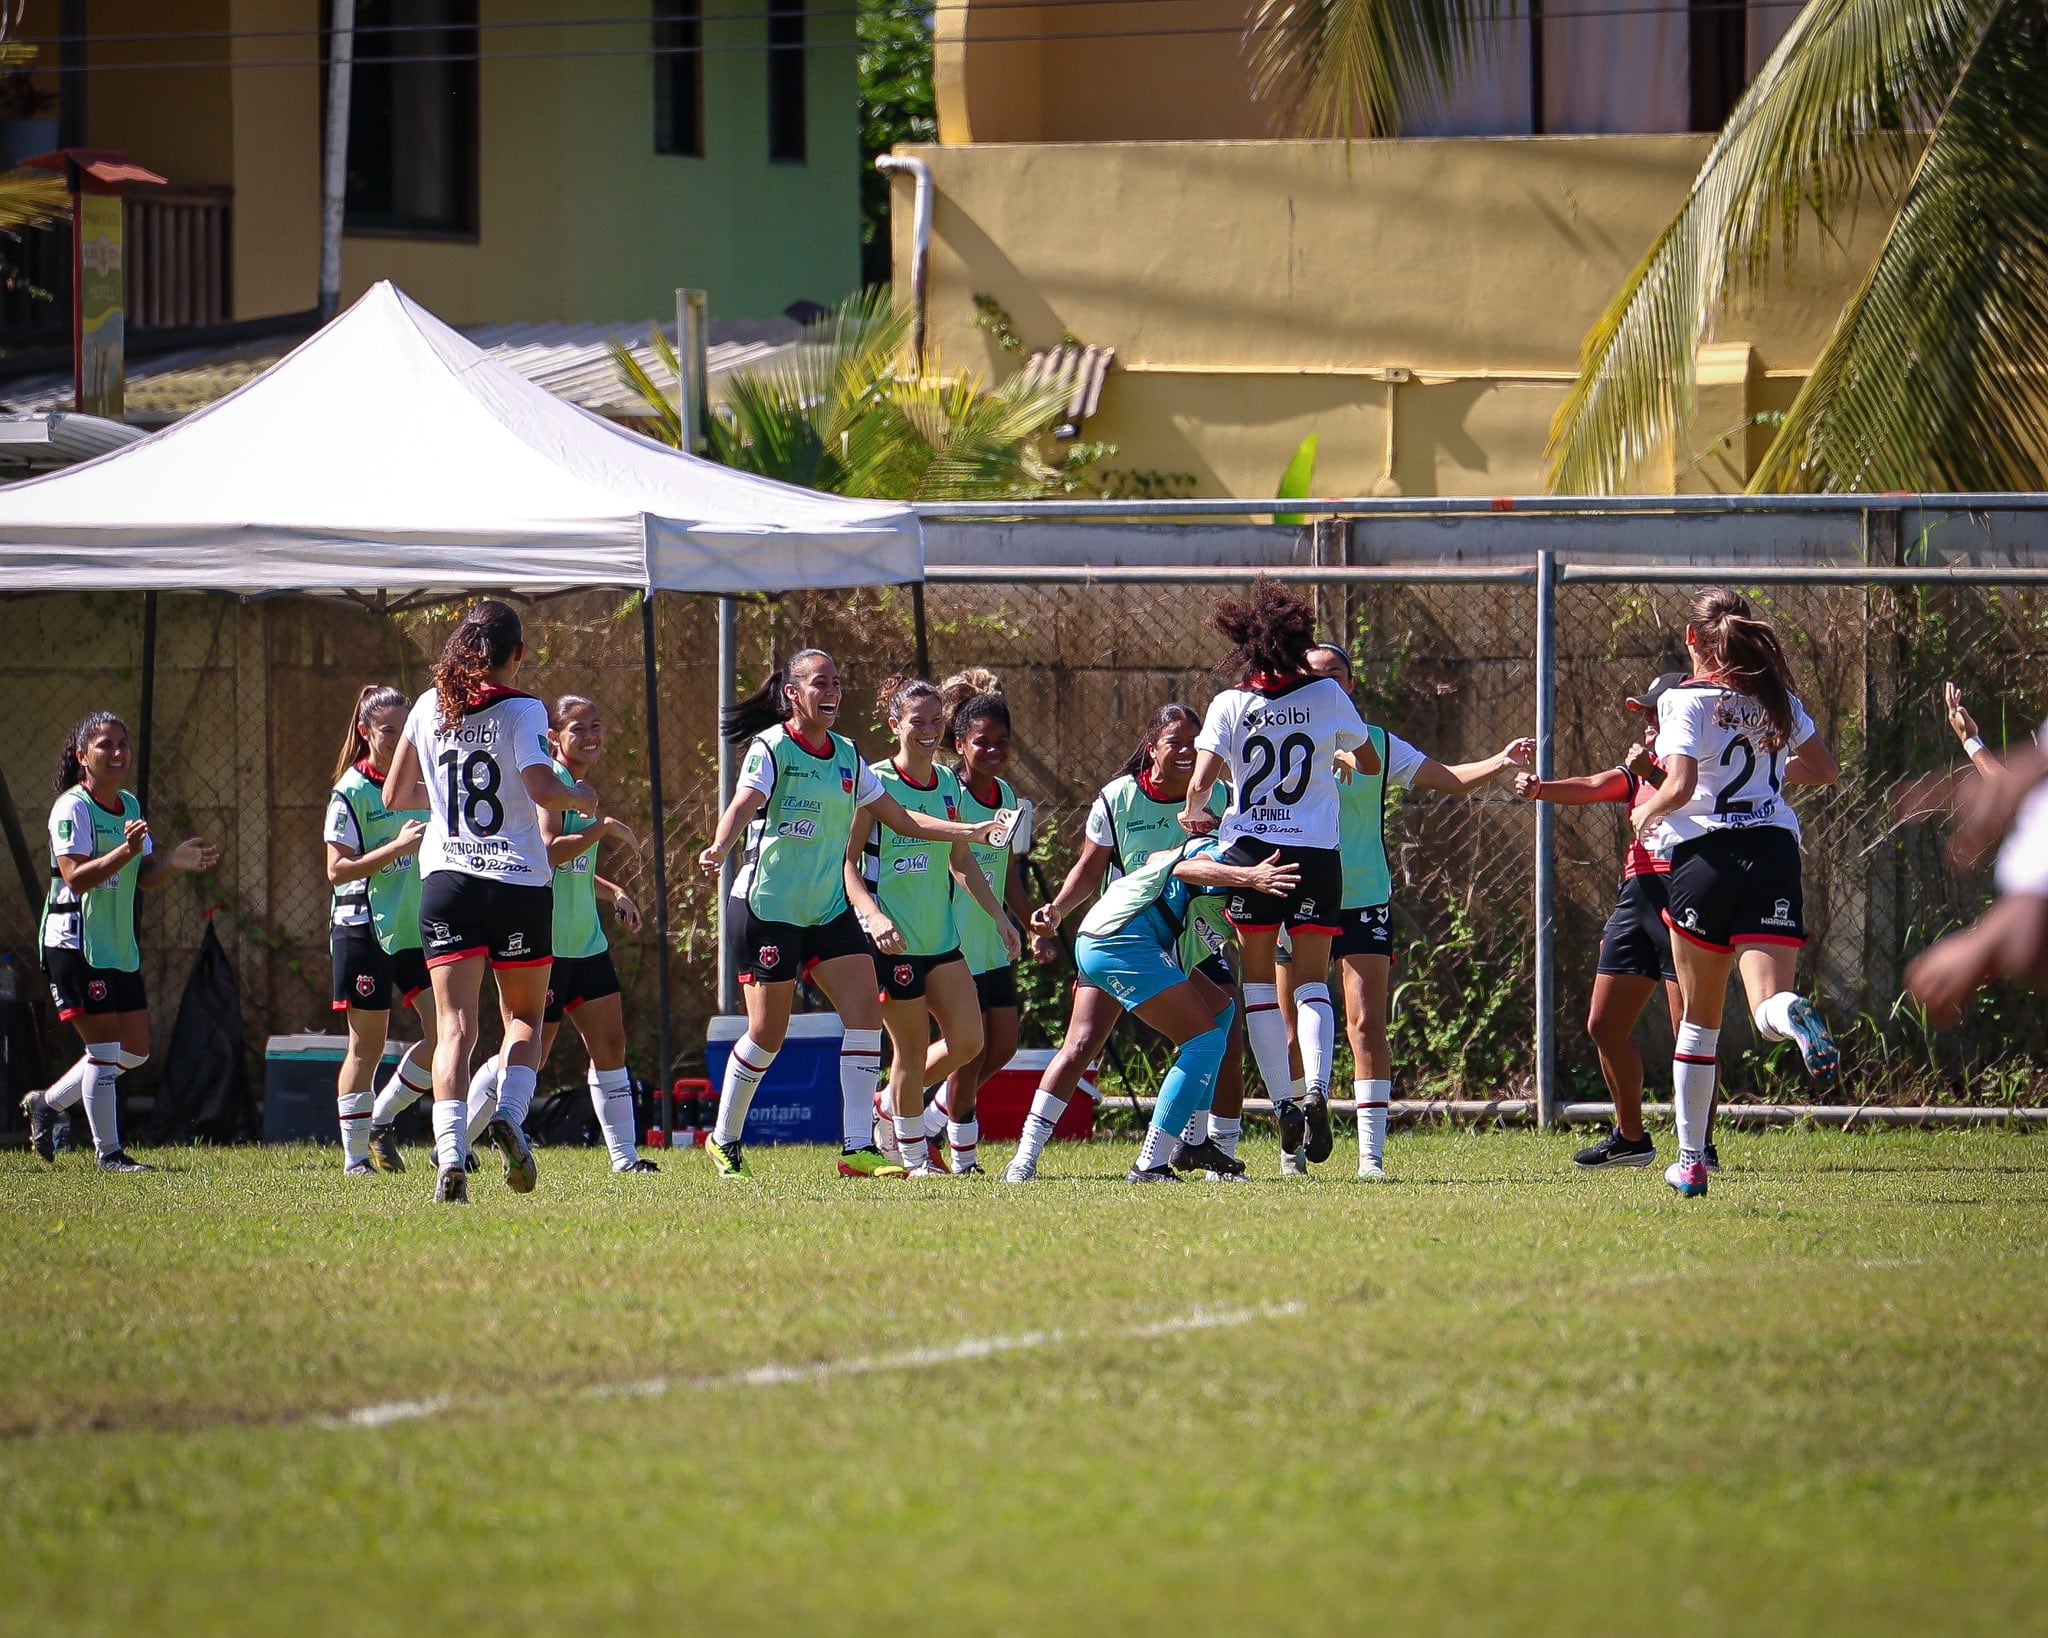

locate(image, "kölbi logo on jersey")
[[1244, 705, 1313, 729]]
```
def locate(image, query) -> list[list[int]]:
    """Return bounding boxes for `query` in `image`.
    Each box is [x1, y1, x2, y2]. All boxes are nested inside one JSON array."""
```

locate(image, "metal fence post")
[[715, 595, 739, 1015], [641, 593, 676, 1140], [1533, 550, 1558, 1127]]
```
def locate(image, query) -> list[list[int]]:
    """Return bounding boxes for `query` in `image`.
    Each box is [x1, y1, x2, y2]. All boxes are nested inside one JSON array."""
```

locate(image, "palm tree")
[[1246, 0, 2048, 493], [610, 289, 1080, 502]]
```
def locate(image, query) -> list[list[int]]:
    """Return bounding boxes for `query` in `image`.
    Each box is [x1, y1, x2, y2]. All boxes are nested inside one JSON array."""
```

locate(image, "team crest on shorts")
[[894, 963, 915, 988], [758, 946, 780, 969], [87, 979, 107, 1002], [356, 973, 376, 998]]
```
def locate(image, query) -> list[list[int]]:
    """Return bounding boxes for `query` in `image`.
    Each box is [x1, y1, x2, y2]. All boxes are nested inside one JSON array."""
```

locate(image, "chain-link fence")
[[1, 550, 2044, 1144]]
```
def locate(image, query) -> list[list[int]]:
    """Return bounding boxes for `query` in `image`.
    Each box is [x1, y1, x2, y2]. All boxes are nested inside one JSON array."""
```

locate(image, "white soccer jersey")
[[1196, 675, 1368, 849], [401, 687, 557, 887], [1654, 680, 1817, 845], [1995, 778, 2048, 899]]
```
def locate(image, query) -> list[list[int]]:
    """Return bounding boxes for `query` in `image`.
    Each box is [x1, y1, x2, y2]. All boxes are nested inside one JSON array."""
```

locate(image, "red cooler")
[[974, 1048, 1097, 1142]]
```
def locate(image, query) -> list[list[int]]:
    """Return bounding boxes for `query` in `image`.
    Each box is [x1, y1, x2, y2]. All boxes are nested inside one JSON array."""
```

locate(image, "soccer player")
[[1625, 589, 1841, 1199], [1067, 837, 1299, 1182], [464, 696, 656, 1174], [1277, 641, 1532, 1179], [696, 648, 999, 1180], [18, 712, 220, 1171], [1179, 581, 1383, 1172], [1514, 671, 1723, 1172], [382, 601, 597, 1204], [919, 669, 1051, 1174], [846, 676, 1020, 1179], [1005, 704, 1243, 1184], [323, 684, 436, 1176]]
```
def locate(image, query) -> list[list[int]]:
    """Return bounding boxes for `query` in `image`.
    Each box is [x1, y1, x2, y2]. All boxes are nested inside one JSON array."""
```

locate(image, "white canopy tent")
[[0, 280, 922, 596]]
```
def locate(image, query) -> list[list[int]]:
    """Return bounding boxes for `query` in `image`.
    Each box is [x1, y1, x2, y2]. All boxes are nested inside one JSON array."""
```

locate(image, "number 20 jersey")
[[1196, 675, 1369, 850], [401, 687, 556, 887], [1653, 679, 1817, 846]]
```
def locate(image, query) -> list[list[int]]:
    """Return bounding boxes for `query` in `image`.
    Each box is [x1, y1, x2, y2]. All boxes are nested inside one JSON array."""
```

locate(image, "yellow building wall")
[[895, 137, 1882, 496]]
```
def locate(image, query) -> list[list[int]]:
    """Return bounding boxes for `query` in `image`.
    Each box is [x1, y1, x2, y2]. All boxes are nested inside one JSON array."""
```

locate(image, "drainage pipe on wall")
[[874, 154, 933, 363]]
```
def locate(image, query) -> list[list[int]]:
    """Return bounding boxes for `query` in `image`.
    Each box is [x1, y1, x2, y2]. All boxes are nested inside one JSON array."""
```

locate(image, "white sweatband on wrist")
[[1964, 736, 1988, 760]]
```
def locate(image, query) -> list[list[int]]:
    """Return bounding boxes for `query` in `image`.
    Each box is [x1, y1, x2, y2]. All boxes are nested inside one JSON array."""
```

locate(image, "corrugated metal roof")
[[1021, 343, 1115, 440], [0, 411, 149, 468], [0, 317, 805, 429]]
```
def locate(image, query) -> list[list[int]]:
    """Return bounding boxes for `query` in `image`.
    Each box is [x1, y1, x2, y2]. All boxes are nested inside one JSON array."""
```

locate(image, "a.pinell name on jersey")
[[1244, 704, 1314, 729]]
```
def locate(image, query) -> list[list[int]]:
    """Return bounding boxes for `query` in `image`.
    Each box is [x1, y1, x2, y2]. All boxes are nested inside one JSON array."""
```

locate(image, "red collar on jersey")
[[787, 724, 835, 758], [1679, 674, 1728, 689], [354, 757, 387, 782], [891, 756, 939, 792], [1136, 769, 1188, 804], [963, 773, 1004, 809], [1245, 670, 1314, 698], [464, 683, 532, 714]]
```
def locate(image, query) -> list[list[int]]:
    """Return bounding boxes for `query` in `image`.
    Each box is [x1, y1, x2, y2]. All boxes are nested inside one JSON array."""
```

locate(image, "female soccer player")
[[696, 648, 999, 1180], [1277, 641, 1531, 1179], [1625, 589, 1840, 1198], [1068, 837, 1299, 1182], [18, 713, 220, 1171], [383, 600, 597, 1204], [916, 669, 1049, 1174], [323, 684, 436, 1176], [1180, 581, 1381, 1171], [1514, 671, 1720, 1172], [1005, 704, 1244, 1184], [464, 695, 655, 1173], [845, 676, 1020, 1179]]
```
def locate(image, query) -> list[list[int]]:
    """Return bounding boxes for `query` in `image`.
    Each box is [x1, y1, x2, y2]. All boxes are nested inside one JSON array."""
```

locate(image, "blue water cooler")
[[703, 1014, 844, 1146]]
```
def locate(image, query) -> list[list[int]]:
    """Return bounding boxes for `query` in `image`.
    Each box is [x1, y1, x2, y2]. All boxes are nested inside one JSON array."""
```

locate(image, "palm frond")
[[604, 329, 682, 447], [0, 169, 68, 233], [1544, 0, 1999, 493], [1244, 0, 1510, 139], [1751, 0, 2048, 491]]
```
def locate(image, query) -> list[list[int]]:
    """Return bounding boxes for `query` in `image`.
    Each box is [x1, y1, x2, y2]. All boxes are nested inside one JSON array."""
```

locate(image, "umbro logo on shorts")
[[505, 932, 528, 956], [426, 921, 452, 941], [1680, 908, 1701, 929], [1763, 898, 1795, 927]]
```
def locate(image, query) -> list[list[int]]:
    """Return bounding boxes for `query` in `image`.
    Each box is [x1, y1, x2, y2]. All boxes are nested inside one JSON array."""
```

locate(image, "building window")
[[654, 0, 704, 157], [1688, 0, 1748, 130], [340, 0, 479, 236], [767, 0, 806, 164]]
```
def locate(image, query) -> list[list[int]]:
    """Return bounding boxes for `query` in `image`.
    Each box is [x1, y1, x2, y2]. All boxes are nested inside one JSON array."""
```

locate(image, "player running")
[[846, 675, 1020, 1179], [1625, 590, 1840, 1199], [1180, 581, 1382, 1172], [323, 685, 436, 1176], [1277, 641, 1532, 1179], [696, 648, 1000, 1180], [464, 695, 655, 1174], [18, 713, 220, 1171], [1005, 705, 1244, 1184], [1514, 671, 1724, 1172], [382, 601, 597, 1204], [1071, 837, 1297, 1182]]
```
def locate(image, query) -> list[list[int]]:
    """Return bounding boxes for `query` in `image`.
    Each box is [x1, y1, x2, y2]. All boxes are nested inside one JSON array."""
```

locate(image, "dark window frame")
[[1688, 0, 1749, 131], [654, 0, 705, 157], [766, 0, 807, 165], [324, 0, 482, 241]]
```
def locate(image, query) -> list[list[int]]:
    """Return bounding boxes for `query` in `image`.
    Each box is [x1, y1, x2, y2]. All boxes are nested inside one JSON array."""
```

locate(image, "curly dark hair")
[[1211, 579, 1316, 683], [942, 667, 1009, 745], [434, 601, 523, 731]]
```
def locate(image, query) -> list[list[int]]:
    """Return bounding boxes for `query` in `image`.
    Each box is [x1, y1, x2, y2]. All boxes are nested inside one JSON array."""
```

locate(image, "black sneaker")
[[1276, 1097, 1307, 1157], [367, 1123, 405, 1174], [20, 1090, 55, 1163], [97, 1150, 154, 1174], [1170, 1136, 1245, 1177], [616, 1157, 660, 1173], [1302, 1093, 1335, 1163], [463, 1150, 481, 1175], [1125, 1163, 1183, 1184], [1704, 1142, 1722, 1175], [1574, 1127, 1657, 1170], [433, 1165, 469, 1204]]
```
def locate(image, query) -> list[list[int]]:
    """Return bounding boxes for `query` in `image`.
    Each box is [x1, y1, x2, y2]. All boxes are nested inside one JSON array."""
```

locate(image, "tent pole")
[[137, 592, 157, 814], [641, 593, 676, 1144], [319, 0, 356, 320], [716, 595, 738, 1014], [911, 582, 930, 679]]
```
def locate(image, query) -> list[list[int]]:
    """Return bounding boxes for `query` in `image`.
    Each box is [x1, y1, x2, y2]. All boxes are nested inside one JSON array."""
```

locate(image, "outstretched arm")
[[871, 789, 994, 847], [1413, 738, 1536, 796], [1514, 767, 1634, 806]]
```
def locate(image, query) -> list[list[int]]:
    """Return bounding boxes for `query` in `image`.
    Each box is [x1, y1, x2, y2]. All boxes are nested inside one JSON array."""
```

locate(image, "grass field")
[[3, 1127, 2046, 1636]]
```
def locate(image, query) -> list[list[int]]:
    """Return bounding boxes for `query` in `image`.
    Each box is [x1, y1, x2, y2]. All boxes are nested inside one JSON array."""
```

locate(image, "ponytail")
[[1687, 588, 1798, 749], [433, 600, 523, 732], [54, 711, 125, 795], [1118, 702, 1201, 779], [721, 647, 832, 744], [942, 667, 1009, 745], [333, 684, 407, 784]]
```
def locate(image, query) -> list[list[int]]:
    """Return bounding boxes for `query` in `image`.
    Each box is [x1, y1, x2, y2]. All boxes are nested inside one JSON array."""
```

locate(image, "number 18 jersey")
[[1196, 675, 1368, 849], [1654, 680, 1817, 845], [401, 686, 556, 887]]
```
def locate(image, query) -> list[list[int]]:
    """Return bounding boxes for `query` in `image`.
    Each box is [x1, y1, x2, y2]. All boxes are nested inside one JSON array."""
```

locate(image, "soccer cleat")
[[1356, 1160, 1391, 1182], [1275, 1096, 1307, 1157], [96, 1150, 153, 1174], [1784, 996, 1839, 1083], [486, 1117, 538, 1195], [1280, 1148, 1309, 1178], [1204, 1169, 1250, 1184], [1125, 1163, 1183, 1184], [1703, 1142, 1722, 1175], [1002, 1154, 1038, 1184], [902, 1160, 943, 1179], [1302, 1093, 1335, 1164], [1170, 1135, 1245, 1177], [367, 1123, 405, 1174], [616, 1157, 661, 1174], [20, 1090, 55, 1163], [462, 1151, 481, 1174], [433, 1165, 470, 1204], [344, 1158, 376, 1177], [952, 1160, 987, 1176], [705, 1137, 753, 1179], [1574, 1127, 1657, 1170], [838, 1145, 908, 1179], [1665, 1157, 1709, 1198]]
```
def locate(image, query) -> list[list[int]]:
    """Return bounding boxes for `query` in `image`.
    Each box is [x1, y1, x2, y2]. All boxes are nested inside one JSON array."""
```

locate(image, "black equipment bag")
[[149, 921, 257, 1144]]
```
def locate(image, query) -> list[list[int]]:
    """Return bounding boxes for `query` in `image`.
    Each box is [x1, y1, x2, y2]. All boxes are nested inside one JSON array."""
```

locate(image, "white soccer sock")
[[1243, 983, 1295, 1105], [839, 1028, 883, 1152], [588, 1065, 638, 1168], [42, 1053, 90, 1112], [80, 1053, 122, 1158], [894, 1112, 927, 1168], [923, 1094, 948, 1141], [1294, 981, 1335, 1101], [338, 1088, 373, 1164], [371, 1042, 433, 1125], [713, 1033, 776, 1146], [1356, 1077, 1392, 1168], [1014, 1089, 1067, 1169], [1673, 1023, 1719, 1161], [1135, 1124, 1175, 1172], [1752, 991, 1800, 1043], [497, 1063, 538, 1130], [947, 1117, 979, 1171], [1180, 1109, 1209, 1145], [431, 1097, 466, 1172], [1211, 1115, 1243, 1161], [465, 1057, 502, 1147]]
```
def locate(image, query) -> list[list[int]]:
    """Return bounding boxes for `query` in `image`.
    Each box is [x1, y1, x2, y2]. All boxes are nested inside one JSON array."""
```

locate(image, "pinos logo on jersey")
[[1763, 898, 1795, 927], [356, 973, 376, 998]]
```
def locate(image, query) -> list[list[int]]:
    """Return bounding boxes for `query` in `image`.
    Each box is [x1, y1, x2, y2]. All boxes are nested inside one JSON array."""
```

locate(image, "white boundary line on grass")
[[325, 1301, 1309, 1433]]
